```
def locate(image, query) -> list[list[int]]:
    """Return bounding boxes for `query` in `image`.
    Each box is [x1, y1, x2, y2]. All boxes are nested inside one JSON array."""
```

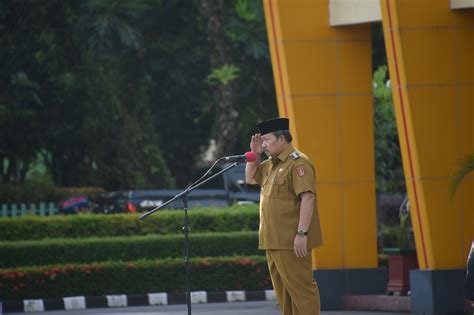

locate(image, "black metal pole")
[[138, 161, 243, 315], [183, 193, 191, 315]]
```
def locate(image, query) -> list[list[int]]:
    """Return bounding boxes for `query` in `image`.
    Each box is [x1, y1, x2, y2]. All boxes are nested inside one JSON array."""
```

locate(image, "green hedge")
[[0, 256, 271, 300], [0, 231, 262, 268], [0, 205, 259, 241]]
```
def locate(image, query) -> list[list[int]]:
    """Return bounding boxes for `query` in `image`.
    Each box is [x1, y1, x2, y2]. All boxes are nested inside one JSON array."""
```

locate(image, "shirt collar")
[[271, 144, 294, 163]]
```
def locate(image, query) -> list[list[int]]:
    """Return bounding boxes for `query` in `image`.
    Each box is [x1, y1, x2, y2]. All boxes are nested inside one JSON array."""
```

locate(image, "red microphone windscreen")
[[244, 151, 257, 162]]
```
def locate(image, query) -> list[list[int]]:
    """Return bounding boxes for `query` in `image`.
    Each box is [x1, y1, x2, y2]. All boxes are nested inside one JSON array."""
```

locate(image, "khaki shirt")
[[254, 144, 323, 250]]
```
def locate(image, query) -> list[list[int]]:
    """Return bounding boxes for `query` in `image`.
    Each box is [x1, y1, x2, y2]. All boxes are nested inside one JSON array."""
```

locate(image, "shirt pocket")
[[272, 173, 292, 198]]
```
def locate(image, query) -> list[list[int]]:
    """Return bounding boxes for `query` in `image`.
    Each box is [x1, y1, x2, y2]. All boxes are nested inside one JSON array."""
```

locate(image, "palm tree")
[[78, 0, 149, 51], [450, 154, 474, 202]]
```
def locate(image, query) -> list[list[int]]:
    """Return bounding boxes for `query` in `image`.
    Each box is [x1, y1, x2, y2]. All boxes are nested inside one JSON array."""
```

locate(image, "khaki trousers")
[[266, 250, 320, 315]]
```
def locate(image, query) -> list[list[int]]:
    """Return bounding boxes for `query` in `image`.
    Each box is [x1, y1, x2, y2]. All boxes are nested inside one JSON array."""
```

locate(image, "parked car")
[[59, 195, 90, 214], [92, 191, 130, 214], [93, 164, 260, 214], [222, 163, 260, 204]]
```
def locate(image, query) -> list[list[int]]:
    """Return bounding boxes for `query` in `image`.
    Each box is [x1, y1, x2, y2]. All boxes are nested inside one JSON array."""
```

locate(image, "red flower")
[[237, 258, 256, 266], [5, 273, 16, 280]]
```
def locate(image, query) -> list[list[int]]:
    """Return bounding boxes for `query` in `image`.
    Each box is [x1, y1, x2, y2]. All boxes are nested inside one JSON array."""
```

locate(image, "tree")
[[198, 0, 276, 159], [373, 65, 405, 194], [0, 0, 276, 190], [0, 0, 48, 183], [0, 0, 174, 189]]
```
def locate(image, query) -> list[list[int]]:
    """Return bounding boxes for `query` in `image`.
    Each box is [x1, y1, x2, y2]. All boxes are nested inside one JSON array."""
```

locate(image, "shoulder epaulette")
[[290, 151, 301, 160]]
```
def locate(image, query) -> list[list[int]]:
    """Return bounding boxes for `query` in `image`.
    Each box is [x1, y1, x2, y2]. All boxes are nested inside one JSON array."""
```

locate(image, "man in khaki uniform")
[[245, 118, 323, 315]]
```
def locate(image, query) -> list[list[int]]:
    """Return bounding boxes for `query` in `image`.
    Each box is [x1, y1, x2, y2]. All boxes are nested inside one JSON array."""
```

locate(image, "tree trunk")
[[197, 1, 239, 158]]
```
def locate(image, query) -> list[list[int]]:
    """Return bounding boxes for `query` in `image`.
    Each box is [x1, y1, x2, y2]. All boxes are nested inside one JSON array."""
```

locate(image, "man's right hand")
[[246, 133, 262, 185], [250, 133, 263, 155]]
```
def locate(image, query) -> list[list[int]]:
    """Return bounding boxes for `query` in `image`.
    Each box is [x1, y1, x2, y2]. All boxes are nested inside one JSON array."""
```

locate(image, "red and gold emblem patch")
[[296, 166, 305, 177]]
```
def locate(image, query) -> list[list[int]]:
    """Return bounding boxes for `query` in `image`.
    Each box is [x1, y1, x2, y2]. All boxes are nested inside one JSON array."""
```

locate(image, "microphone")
[[223, 151, 257, 162]]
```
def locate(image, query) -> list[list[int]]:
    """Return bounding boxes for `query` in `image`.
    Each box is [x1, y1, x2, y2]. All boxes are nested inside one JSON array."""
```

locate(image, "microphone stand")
[[139, 161, 244, 315]]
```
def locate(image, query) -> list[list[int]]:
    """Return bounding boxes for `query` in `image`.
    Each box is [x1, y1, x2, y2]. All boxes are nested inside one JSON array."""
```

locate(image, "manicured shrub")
[[0, 231, 262, 268], [0, 205, 259, 241]]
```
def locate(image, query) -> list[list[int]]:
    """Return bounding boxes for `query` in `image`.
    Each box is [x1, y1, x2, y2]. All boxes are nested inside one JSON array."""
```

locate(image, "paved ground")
[[5, 300, 409, 315]]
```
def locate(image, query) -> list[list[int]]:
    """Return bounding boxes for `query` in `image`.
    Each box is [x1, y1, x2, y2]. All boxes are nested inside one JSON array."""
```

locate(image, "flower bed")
[[0, 256, 271, 300]]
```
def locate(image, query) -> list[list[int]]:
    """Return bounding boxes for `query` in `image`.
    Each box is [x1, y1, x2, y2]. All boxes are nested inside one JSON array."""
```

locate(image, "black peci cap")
[[257, 118, 289, 135]]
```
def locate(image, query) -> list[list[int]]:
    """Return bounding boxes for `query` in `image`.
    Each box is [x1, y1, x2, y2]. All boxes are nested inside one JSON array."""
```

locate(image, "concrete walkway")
[[4, 300, 409, 315]]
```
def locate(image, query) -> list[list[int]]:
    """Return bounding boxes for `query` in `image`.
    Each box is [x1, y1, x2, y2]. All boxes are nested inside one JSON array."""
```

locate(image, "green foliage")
[[196, 0, 277, 158], [449, 154, 474, 202], [0, 180, 58, 204], [235, 0, 257, 21], [0, 256, 271, 300], [0, 231, 260, 268], [0, 0, 178, 189], [225, 0, 269, 60], [226, 0, 278, 151], [207, 64, 240, 86], [0, 205, 259, 241], [79, 0, 153, 50], [0, 1, 277, 189], [380, 212, 412, 249], [373, 65, 406, 194], [0, 203, 265, 299]]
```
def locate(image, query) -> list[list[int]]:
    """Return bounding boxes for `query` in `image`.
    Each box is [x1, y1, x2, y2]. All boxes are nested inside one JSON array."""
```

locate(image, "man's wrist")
[[296, 229, 308, 237]]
